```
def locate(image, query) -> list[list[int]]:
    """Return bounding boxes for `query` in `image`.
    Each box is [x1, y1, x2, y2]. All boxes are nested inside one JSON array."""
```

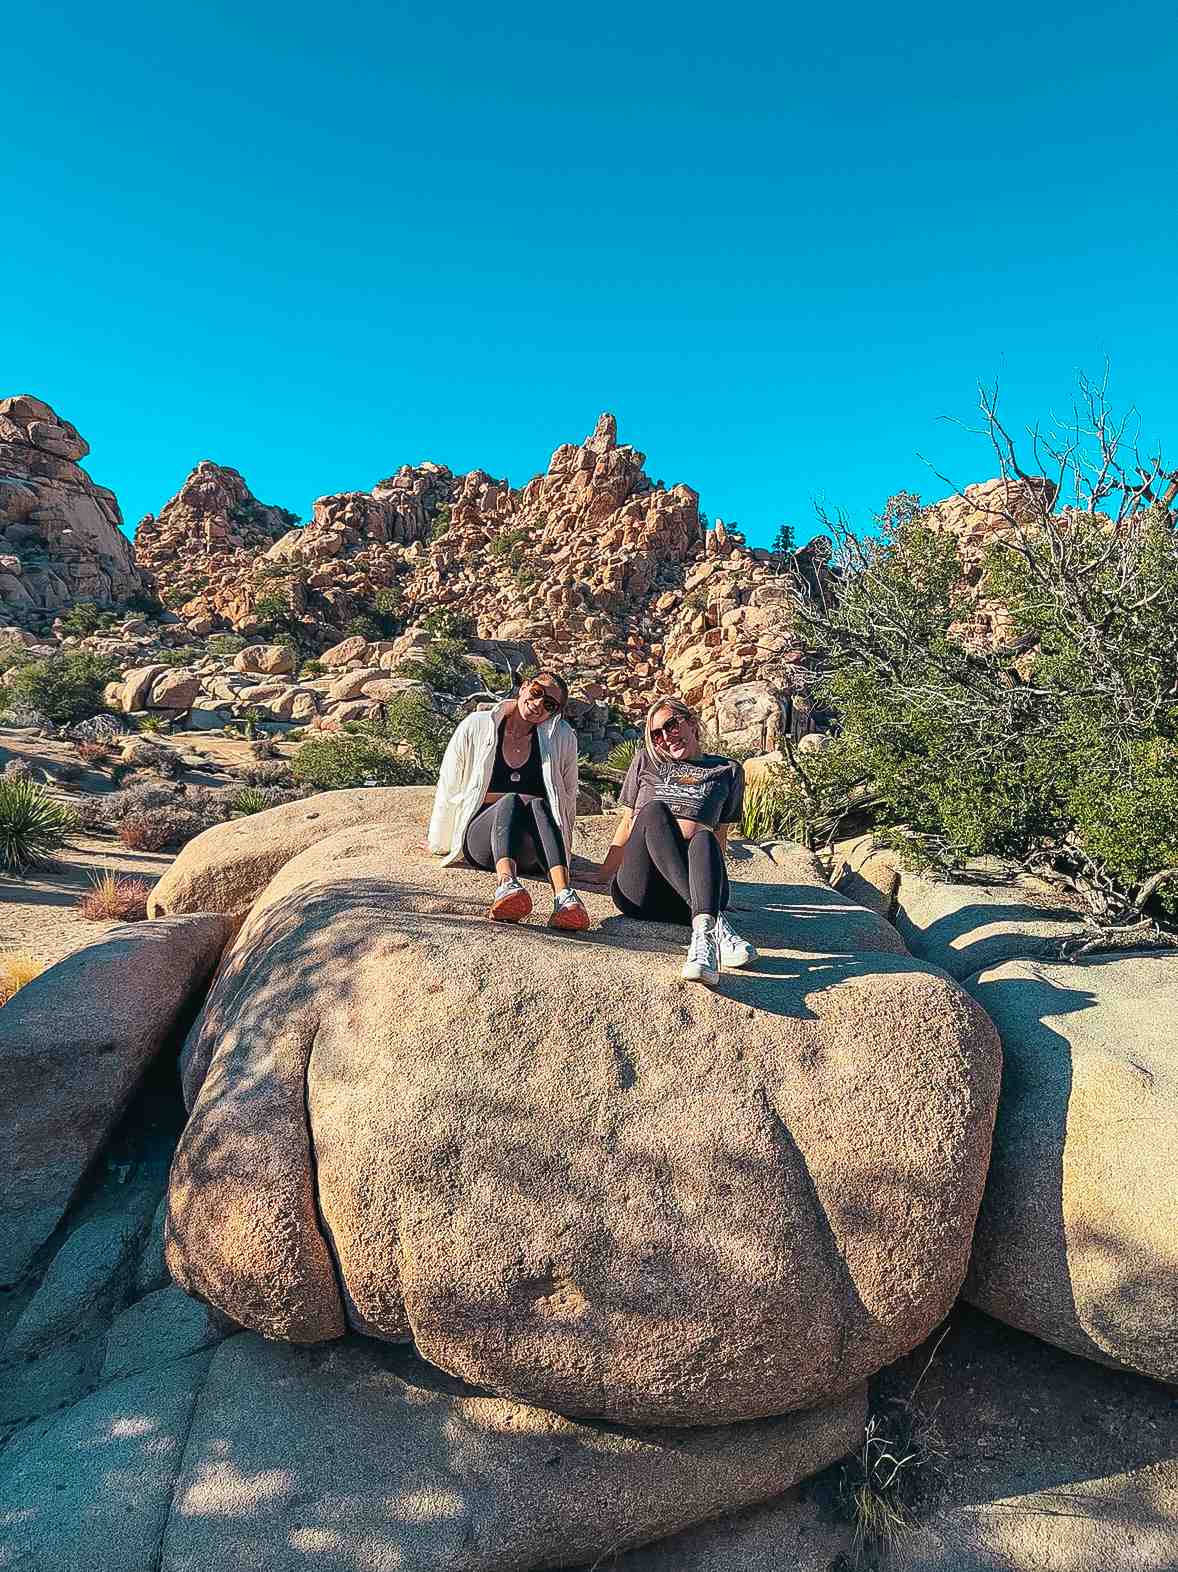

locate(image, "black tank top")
[[488, 717, 545, 795]]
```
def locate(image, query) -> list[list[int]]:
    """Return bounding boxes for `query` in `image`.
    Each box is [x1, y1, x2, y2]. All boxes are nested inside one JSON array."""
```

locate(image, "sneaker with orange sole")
[[548, 890, 590, 932], [489, 878, 533, 923]]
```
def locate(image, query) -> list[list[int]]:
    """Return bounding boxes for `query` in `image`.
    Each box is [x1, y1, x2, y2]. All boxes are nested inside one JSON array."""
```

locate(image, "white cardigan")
[[428, 700, 580, 868]]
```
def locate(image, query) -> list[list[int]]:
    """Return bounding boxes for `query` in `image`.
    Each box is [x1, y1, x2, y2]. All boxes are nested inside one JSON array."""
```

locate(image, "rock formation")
[[134, 460, 298, 633], [159, 787, 1002, 1425], [0, 395, 149, 623], [132, 414, 828, 743]]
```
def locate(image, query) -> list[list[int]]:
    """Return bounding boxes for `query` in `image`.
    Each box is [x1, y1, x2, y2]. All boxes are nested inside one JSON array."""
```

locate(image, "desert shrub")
[[119, 806, 205, 852], [71, 714, 129, 744], [299, 658, 326, 679], [429, 503, 451, 540], [3, 759, 35, 783], [153, 647, 197, 668], [346, 614, 382, 642], [78, 870, 152, 922], [371, 692, 453, 776], [0, 645, 34, 678], [291, 734, 428, 792], [785, 378, 1178, 933], [101, 782, 182, 823], [4, 652, 120, 725], [488, 526, 530, 562], [76, 740, 114, 766], [421, 608, 474, 642], [0, 779, 79, 873], [398, 637, 471, 696], [58, 601, 118, 637], [207, 634, 248, 657], [0, 953, 44, 1004], [240, 759, 291, 787]]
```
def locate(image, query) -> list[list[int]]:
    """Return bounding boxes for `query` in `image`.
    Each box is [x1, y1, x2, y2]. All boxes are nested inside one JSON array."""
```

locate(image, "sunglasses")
[[651, 715, 684, 743], [524, 681, 561, 715]]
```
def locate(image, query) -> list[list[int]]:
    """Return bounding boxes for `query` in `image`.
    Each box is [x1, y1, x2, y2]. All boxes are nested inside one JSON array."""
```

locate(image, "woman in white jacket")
[[428, 671, 589, 930]]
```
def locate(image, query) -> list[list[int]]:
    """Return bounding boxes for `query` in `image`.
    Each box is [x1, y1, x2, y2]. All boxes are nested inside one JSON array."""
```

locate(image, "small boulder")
[[0, 915, 232, 1284], [233, 643, 296, 677], [5, 1214, 142, 1356], [320, 634, 370, 668]]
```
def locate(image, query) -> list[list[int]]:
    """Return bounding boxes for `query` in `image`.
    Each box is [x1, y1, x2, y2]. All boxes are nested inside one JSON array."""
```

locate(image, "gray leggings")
[[463, 794, 567, 876]]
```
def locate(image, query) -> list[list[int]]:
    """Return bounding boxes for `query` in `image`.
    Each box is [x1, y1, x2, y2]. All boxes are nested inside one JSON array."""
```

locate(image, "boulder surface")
[[0, 914, 231, 1284], [964, 952, 1178, 1383], [165, 788, 1002, 1425]]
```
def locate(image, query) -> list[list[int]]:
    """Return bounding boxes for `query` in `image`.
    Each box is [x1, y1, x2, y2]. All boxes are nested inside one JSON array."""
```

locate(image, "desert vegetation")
[[763, 377, 1178, 951]]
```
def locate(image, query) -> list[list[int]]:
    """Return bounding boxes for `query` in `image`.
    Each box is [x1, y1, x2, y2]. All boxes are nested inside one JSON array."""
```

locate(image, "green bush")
[[4, 652, 121, 724], [372, 692, 453, 777], [58, 601, 118, 637], [429, 503, 451, 541], [398, 637, 471, 695], [605, 739, 640, 774], [228, 786, 273, 816], [784, 397, 1178, 923], [345, 614, 382, 641], [207, 634, 248, 657], [0, 779, 79, 873], [299, 658, 326, 679], [0, 645, 34, 678], [291, 734, 429, 791], [421, 608, 474, 641]]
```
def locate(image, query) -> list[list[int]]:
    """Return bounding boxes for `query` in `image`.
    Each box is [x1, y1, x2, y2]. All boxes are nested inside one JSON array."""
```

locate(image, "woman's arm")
[[577, 807, 635, 887]]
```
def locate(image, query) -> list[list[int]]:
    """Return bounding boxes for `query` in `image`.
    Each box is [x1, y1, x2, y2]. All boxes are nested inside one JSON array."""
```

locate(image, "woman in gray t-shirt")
[[578, 696, 756, 986]]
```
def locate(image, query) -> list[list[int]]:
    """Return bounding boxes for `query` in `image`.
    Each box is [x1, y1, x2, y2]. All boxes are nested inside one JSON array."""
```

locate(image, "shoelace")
[[688, 930, 716, 964]]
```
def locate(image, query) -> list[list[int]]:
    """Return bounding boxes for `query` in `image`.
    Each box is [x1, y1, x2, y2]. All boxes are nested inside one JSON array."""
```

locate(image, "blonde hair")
[[643, 695, 702, 767]]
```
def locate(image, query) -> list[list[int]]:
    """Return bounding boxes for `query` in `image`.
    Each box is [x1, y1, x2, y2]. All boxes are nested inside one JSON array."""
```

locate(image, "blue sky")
[[7, 1, 1177, 547]]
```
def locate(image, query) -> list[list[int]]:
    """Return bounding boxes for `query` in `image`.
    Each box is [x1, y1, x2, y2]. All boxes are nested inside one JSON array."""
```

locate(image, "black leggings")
[[463, 793, 567, 877], [612, 801, 729, 923]]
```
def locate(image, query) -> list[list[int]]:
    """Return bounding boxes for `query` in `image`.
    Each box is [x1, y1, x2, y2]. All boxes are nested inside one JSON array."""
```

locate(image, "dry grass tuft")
[[0, 953, 44, 1005], [78, 869, 152, 922]]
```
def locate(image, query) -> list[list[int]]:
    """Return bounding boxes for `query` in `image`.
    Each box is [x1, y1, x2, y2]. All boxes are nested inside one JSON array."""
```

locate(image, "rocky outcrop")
[[0, 395, 149, 623], [130, 414, 829, 738], [0, 1329, 863, 1572], [164, 788, 1002, 1425], [0, 915, 232, 1284], [923, 475, 1057, 645], [133, 460, 298, 629]]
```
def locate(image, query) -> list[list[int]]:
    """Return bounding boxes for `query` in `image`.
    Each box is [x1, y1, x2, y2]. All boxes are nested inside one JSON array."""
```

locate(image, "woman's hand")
[[572, 855, 612, 889]]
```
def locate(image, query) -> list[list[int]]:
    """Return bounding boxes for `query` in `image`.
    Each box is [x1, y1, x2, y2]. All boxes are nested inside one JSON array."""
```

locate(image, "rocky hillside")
[[0, 396, 148, 618], [133, 412, 829, 747]]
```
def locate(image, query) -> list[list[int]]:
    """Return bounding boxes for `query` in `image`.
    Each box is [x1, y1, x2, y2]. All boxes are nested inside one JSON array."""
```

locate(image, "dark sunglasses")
[[651, 715, 684, 743], [524, 681, 561, 715]]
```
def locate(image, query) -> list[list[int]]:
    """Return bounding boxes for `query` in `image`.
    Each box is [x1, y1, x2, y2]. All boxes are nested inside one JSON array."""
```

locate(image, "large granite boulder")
[[963, 952, 1178, 1383], [0, 915, 231, 1285], [147, 787, 423, 919], [0, 1332, 864, 1572], [165, 788, 1002, 1425]]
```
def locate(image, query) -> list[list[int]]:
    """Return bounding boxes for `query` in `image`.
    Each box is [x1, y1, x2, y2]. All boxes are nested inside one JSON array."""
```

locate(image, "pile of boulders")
[[0, 790, 1176, 1567]]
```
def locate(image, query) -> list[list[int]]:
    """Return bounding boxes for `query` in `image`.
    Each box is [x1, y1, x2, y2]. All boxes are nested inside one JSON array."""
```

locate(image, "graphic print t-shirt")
[[619, 750, 745, 828]]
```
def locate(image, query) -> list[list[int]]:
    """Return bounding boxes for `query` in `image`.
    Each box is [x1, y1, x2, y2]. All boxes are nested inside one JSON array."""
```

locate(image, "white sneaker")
[[715, 913, 756, 968], [682, 918, 720, 985]]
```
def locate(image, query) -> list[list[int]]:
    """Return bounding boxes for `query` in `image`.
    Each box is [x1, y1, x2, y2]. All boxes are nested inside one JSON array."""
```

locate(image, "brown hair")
[[643, 695, 701, 766], [525, 669, 569, 713]]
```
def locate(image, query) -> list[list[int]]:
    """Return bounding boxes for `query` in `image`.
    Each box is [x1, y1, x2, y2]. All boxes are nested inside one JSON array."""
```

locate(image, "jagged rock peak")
[[0, 393, 147, 621], [135, 462, 296, 561]]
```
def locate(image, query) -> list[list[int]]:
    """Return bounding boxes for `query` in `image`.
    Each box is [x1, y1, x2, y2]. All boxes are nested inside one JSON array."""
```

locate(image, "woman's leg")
[[686, 825, 725, 919], [523, 797, 570, 892], [613, 802, 693, 923], [463, 796, 538, 921]]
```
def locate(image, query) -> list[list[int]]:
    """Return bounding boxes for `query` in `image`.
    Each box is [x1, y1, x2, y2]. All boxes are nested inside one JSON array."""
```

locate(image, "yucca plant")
[[0, 779, 79, 874], [229, 786, 272, 816], [604, 738, 641, 774], [0, 952, 44, 1004]]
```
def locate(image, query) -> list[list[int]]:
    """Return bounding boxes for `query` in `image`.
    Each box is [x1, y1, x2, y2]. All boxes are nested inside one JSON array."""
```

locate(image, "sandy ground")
[[0, 727, 277, 971]]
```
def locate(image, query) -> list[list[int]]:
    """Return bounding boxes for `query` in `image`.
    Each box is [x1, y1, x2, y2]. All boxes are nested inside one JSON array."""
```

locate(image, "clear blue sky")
[[7, 1, 1177, 547]]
